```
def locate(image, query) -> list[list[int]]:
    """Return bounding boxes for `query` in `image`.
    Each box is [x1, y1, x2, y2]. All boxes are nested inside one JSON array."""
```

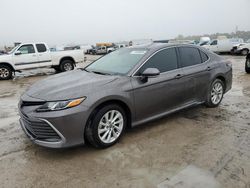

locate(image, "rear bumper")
[[224, 68, 232, 93]]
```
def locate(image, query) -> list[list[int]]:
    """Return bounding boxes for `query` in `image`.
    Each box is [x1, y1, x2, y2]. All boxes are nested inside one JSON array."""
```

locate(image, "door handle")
[[206, 66, 212, 71], [32, 54, 36, 57], [175, 74, 183, 79]]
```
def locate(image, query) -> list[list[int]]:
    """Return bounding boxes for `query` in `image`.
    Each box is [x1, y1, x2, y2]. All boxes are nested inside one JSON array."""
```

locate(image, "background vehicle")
[[233, 43, 250, 55], [197, 37, 211, 46], [95, 43, 116, 54], [85, 45, 97, 55], [19, 44, 232, 149], [0, 42, 85, 80], [0, 50, 6, 55], [204, 38, 244, 53], [246, 53, 250, 73]]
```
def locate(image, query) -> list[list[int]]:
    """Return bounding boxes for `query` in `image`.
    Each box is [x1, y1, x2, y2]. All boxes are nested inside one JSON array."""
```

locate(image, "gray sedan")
[[19, 43, 232, 148]]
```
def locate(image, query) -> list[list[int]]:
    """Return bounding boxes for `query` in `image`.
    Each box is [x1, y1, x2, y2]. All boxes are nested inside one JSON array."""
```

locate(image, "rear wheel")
[[85, 104, 127, 148], [0, 65, 13, 80], [246, 58, 250, 73], [205, 79, 224, 107], [241, 49, 249, 56], [60, 60, 74, 72]]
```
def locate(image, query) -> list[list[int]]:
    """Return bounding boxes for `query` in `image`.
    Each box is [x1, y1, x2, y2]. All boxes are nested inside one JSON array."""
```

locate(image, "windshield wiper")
[[91, 71, 111, 75], [80, 68, 112, 75]]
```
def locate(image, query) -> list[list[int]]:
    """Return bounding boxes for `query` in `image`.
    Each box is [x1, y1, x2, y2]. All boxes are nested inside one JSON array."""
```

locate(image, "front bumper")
[[19, 96, 91, 148]]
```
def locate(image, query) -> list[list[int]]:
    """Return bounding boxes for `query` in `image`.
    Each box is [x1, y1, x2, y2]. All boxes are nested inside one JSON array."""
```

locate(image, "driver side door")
[[131, 47, 186, 123], [13, 44, 39, 70]]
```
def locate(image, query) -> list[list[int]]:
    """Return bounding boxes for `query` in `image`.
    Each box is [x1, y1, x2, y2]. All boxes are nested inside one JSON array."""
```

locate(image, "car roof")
[[130, 42, 198, 51]]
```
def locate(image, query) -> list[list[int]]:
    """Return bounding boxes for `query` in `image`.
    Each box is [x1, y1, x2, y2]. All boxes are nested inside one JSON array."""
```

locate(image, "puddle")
[[158, 165, 221, 188]]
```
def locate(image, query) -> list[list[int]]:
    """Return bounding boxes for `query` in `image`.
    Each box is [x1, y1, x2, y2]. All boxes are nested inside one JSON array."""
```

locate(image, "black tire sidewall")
[[241, 49, 249, 56], [86, 104, 127, 148], [0, 65, 12, 80], [246, 58, 250, 73], [60, 60, 74, 72], [206, 79, 224, 107]]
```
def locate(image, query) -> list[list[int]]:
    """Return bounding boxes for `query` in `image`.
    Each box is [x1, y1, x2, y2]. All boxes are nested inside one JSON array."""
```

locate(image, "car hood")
[[24, 70, 118, 101], [0, 54, 12, 62]]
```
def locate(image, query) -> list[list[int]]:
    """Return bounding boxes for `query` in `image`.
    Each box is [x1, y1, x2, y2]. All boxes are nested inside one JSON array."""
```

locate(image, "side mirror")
[[141, 68, 160, 77], [140, 68, 160, 82], [14, 51, 22, 55]]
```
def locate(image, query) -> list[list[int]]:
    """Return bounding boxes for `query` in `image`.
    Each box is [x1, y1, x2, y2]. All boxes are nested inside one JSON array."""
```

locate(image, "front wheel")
[[85, 104, 127, 148], [60, 60, 74, 72], [0, 65, 13, 80], [205, 79, 224, 108], [246, 58, 250, 73]]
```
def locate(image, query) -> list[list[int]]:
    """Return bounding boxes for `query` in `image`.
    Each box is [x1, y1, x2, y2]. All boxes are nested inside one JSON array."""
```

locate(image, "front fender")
[[0, 62, 16, 71]]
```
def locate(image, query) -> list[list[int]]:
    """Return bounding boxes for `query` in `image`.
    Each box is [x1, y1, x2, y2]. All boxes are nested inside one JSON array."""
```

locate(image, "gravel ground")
[[0, 55, 249, 188]]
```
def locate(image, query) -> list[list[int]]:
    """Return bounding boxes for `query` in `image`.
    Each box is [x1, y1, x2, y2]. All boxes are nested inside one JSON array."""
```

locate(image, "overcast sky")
[[1, 0, 250, 46]]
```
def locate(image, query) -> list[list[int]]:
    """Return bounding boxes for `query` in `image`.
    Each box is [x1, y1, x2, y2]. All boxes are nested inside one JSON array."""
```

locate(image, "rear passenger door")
[[36, 44, 52, 67], [178, 47, 211, 103]]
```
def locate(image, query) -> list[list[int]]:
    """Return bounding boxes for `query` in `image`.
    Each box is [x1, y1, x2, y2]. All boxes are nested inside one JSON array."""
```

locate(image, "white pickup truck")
[[0, 42, 85, 80]]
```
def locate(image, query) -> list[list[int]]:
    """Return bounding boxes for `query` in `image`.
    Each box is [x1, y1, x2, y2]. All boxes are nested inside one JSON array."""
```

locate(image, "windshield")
[[85, 48, 147, 75], [8, 45, 20, 54]]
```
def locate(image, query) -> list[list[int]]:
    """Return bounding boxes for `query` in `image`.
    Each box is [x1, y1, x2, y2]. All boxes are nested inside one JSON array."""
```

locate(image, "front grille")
[[20, 100, 46, 107], [20, 112, 61, 142]]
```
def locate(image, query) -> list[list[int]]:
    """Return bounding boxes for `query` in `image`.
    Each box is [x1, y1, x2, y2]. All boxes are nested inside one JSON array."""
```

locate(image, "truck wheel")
[[0, 65, 13, 80], [241, 49, 249, 56], [245, 58, 250, 73], [60, 60, 74, 72]]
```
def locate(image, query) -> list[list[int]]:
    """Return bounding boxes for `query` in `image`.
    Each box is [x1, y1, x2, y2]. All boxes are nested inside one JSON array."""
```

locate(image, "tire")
[[85, 104, 127, 148], [53, 66, 60, 72], [205, 79, 224, 108], [60, 60, 74, 72], [246, 58, 250, 73], [241, 49, 249, 56], [0, 64, 13, 80]]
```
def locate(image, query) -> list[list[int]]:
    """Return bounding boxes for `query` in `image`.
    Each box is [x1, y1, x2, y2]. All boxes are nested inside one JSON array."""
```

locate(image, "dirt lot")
[[0, 55, 249, 188]]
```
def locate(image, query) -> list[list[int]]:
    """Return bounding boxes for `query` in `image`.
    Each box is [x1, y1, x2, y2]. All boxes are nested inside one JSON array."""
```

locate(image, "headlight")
[[36, 97, 86, 112]]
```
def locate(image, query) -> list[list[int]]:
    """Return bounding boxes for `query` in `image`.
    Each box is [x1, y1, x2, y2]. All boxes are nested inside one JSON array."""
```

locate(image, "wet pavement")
[[0, 55, 249, 188]]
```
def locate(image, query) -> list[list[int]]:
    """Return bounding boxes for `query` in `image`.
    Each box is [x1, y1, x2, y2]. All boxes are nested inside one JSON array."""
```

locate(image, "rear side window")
[[179, 47, 202, 67], [200, 50, 209, 62], [36, 44, 47, 53], [139, 48, 178, 74]]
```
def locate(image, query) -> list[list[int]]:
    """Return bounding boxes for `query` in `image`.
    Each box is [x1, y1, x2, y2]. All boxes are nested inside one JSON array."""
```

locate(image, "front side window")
[[36, 44, 47, 53], [86, 48, 147, 75], [179, 47, 202, 67], [138, 48, 178, 74], [210, 40, 218, 45], [18, 45, 35, 54]]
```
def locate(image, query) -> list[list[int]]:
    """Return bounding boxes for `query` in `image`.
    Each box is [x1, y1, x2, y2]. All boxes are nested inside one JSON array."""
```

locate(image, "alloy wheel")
[[97, 110, 124, 144], [0, 68, 10, 78], [64, 63, 73, 71], [211, 82, 223, 105]]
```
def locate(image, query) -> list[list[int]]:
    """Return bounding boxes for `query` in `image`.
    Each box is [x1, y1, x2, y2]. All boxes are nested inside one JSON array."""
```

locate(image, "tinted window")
[[18, 45, 35, 54], [200, 50, 209, 62], [36, 44, 47, 53], [210, 40, 217, 45], [179, 47, 201, 67], [139, 48, 178, 74]]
